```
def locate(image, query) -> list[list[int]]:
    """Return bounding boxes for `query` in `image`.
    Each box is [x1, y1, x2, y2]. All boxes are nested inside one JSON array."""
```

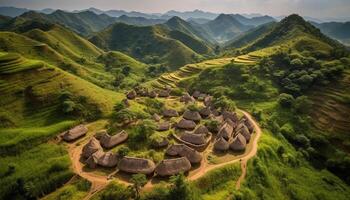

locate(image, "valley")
[[0, 3, 349, 200]]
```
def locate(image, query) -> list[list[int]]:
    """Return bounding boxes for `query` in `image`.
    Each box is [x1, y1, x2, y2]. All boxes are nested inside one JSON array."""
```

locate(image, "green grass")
[[42, 177, 91, 200], [0, 143, 73, 199]]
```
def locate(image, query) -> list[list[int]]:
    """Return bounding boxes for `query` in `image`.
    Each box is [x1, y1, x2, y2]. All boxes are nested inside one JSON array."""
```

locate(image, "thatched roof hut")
[[149, 90, 157, 98], [224, 118, 235, 128], [180, 132, 206, 145], [82, 137, 102, 158], [155, 157, 191, 176], [153, 113, 161, 122], [180, 93, 195, 104], [98, 152, 118, 167], [222, 111, 238, 122], [238, 128, 251, 143], [242, 117, 254, 133], [100, 130, 128, 149], [235, 123, 249, 135], [199, 107, 211, 117], [85, 150, 104, 169], [158, 90, 170, 97], [62, 125, 88, 141], [230, 134, 247, 151], [157, 122, 170, 131], [126, 90, 137, 99], [176, 119, 196, 130], [118, 157, 156, 175], [183, 110, 202, 121], [163, 109, 179, 117], [214, 137, 230, 151], [192, 91, 201, 98], [217, 123, 233, 140], [194, 125, 209, 135], [166, 144, 202, 164]]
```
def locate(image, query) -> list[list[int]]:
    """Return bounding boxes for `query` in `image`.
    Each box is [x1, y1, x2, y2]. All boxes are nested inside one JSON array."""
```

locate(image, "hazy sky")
[[1, 0, 350, 19]]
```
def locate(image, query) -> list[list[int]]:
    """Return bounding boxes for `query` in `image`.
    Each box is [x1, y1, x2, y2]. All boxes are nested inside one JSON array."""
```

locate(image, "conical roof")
[[166, 144, 202, 164], [176, 119, 196, 130], [230, 134, 247, 151], [217, 122, 233, 140], [163, 109, 179, 117], [82, 137, 102, 158], [183, 110, 202, 121], [214, 137, 229, 151], [180, 93, 195, 103], [194, 125, 209, 135], [199, 107, 211, 117]]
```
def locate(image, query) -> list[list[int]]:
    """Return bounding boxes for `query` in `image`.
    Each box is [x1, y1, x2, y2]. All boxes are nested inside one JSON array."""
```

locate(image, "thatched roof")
[[152, 113, 161, 122], [157, 122, 170, 131], [155, 157, 191, 176], [166, 144, 202, 164], [204, 96, 213, 107], [176, 119, 196, 130], [149, 90, 157, 98], [118, 157, 156, 175], [192, 91, 201, 98], [163, 109, 179, 117], [62, 124, 88, 141], [126, 90, 136, 99], [158, 90, 170, 97], [214, 137, 230, 151], [181, 132, 206, 145], [230, 134, 247, 151], [242, 117, 254, 133], [82, 137, 102, 158], [194, 125, 209, 135], [180, 93, 195, 104], [98, 152, 118, 167], [238, 128, 251, 143], [217, 122, 233, 140], [224, 118, 235, 128], [183, 110, 202, 121], [222, 111, 238, 122], [211, 108, 220, 116], [235, 123, 249, 136], [100, 130, 128, 149], [86, 150, 104, 168], [199, 107, 211, 117]]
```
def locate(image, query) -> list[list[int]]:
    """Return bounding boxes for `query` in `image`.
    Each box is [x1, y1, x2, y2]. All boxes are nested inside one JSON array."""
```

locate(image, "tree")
[[169, 173, 200, 200], [122, 66, 131, 76], [130, 174, 147, 199], [117, 146, 130, 157], [293, 96, 312, 114], [278, 93, 294, 108]]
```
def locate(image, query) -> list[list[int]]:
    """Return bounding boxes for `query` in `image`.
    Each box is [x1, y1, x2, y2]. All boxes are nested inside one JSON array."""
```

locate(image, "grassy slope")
[[89, 23, 204, 69]]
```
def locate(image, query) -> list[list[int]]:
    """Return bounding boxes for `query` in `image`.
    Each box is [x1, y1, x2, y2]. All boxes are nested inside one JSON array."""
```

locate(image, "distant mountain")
[[202, 14, 253, 43], [163, 9, 218, 20], [187, 18, 211, 25], [163, 16, 214, 45], [231, 14, 276, 27], [312, 21, 350, 46], [225, 22, 276, 49], [115, 15, 166, 26], [89, 23, 209, 68], [104, 9, 161, 19], [242, 14, 344, 52], [0, 6, 30, 17]]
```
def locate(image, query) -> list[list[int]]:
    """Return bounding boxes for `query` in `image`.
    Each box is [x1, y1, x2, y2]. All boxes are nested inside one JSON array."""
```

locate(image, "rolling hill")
[[202, 14, 253, 43], [89, 22, 210, 68], [231, 14, 276, 27]]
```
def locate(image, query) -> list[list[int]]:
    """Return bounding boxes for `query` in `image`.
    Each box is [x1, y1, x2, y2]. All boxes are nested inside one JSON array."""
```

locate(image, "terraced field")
[[149, 54, 260, 89], [309, 69, 350, 150]]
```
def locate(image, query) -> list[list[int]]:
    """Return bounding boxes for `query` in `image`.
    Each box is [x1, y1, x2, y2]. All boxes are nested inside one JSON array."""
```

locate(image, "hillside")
[[89, 23, 207, 68], [241, 14, 344, 53], [225, 22, 276, 49], [115, 15, 165, 26], [202, 14, 253, 43]]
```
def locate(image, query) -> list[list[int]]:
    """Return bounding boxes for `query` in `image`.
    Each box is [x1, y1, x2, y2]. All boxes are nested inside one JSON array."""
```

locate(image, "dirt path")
[[66, 109, 261, 199]]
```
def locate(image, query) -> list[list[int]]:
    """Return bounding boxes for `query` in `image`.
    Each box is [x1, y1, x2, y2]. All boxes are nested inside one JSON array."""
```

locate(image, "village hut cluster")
[[61, 88, 255, 179]]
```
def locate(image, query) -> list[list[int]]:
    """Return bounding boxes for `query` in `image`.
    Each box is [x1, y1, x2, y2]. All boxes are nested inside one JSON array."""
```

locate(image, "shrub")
[[213, 96, 236, 111], [117, 146, 130, 157], [278, 93, 294, 108]]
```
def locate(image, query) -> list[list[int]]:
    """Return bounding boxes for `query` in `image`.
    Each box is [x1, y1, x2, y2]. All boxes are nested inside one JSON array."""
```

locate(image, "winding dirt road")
[[66, 109, 261, 199]]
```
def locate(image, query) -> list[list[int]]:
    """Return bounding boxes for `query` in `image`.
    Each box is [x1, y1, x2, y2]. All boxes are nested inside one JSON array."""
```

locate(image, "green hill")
[[89, 23, 205, 68], [313, 22, 350, 46], [242, 14, 343, 54], [202, 14, 253, 43]]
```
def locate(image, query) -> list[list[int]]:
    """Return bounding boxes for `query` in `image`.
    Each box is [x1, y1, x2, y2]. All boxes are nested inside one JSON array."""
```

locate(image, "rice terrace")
[[1, 0, 350, 200]]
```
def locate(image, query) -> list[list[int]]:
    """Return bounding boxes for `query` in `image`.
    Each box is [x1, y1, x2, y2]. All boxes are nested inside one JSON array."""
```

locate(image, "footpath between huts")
[[66, 109, 262, 199]]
